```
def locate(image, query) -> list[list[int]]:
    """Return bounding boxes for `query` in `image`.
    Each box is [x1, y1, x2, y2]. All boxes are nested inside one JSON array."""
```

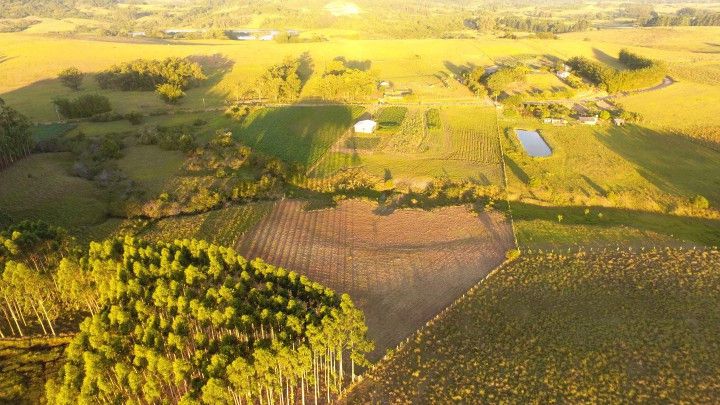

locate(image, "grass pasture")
[[30, 122, 76, 142], [116, 145, 187, 197], [0, 153, 108, 229], [502, 120, 720, 211], [347, 249, 720, 403]]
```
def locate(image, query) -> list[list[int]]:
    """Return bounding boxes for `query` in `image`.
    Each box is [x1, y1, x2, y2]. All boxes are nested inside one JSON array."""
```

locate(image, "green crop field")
[[348, 249, 720, 403], [237, 105, 363, 166]]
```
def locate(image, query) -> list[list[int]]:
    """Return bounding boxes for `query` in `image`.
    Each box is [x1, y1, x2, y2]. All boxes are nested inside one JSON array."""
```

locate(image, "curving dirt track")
[[236, 199, 514, 359]]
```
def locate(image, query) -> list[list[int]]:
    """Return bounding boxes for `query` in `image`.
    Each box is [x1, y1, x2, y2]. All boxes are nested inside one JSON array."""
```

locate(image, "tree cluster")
[[96, 58, 206, 103], [566, 50, 666, 93], [137, 130, 287, 219], [0, 99, 33, 170], [316, 60, 376, 101], [495, 16, 591, 33], [254, 58, 303, 102], [57, 67, 84, 91], [466, 64, 529, 98], [45, 237, 372, 404], [644, 8, 720, 27], [53, 94, 112, 119]]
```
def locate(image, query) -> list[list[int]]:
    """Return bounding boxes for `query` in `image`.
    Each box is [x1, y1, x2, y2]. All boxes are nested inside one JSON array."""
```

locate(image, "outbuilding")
[[354, 119, 378, 134], [578, 116, 599, 126]]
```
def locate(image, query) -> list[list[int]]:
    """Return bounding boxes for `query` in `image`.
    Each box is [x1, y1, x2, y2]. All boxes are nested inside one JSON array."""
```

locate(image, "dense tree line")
[[96, 58, 207, 103], [567, 50, 666, 93], [495, 16, 591, 33], [0, 99, 33, 170], [644, 8, 720, 27], [43, 237, 372, 404]]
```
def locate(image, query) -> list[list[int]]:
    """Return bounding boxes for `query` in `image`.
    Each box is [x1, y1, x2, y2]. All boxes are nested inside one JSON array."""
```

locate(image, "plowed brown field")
[[237, 199, 514, 358]]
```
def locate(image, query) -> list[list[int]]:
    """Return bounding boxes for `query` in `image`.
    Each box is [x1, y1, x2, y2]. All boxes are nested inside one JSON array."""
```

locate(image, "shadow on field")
[[235, 105, 357, 166], [334, 56, 371, 71], [0, 55, 14, 65], [444, 60, 477, 79], [504, 155, 530, 184], [513, 201, 720, 246], [594, 126, 720, 206], [592, 48, 620, 68], [187, 53, 235, 91]]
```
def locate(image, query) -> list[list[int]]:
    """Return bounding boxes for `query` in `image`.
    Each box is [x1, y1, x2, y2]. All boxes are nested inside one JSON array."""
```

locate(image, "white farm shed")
[[354, 119, 378, 134]]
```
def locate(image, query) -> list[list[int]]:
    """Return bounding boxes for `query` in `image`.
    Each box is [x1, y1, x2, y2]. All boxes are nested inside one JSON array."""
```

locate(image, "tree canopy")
[[96, 58, 206, 92], [45, 237, 373, 404], [0, 98, 33, 170]]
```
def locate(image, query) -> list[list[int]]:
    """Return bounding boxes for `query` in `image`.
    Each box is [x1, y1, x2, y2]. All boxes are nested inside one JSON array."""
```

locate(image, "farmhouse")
[[556, 70, 571, 80], [354, 119, 378, 134], [578, 116, 599, 125], [613, 118, 626, 126]]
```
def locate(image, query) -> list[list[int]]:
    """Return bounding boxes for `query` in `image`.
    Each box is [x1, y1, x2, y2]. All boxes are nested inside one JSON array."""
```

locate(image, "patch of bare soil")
[[237, 199, 514, 358]]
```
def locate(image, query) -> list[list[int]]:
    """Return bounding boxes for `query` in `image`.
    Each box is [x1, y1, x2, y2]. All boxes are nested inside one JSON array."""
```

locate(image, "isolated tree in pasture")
[[0, 98, 32, 170], [58, 67, 84, 91]]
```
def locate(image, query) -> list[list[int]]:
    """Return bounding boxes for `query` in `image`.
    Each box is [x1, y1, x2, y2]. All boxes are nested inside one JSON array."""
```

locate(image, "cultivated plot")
[[236, 199, 514, 358]]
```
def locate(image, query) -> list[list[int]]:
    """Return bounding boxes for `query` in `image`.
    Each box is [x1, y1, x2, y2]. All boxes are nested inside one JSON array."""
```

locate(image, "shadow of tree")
[[235, 105, 356, 167], [297, 51, 314, 88], [592, 48, 621, 68], [443, 60, 477, 80], [593, 125, 720, 206], [513, 201, 720, 246], [505, 155, 530, 184], [334, 56, 371, 71]]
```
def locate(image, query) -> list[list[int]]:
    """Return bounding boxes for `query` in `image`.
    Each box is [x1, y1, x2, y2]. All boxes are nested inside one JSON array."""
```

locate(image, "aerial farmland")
[[1, 1, 720, 403]]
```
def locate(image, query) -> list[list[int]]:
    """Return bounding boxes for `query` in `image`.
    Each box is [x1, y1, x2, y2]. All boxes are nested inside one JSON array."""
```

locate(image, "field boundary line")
[[494, 108, 520, 252]]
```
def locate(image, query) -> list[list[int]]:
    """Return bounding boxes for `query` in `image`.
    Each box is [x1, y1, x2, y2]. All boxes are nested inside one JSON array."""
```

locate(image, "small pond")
[[515, 129, 552, 157]]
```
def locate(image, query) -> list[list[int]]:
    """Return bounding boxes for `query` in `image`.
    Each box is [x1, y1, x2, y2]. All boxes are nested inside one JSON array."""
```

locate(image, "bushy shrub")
[[124, 111, 144, 125], [155, 83, 185, 104], [53, 94, 112, 119]]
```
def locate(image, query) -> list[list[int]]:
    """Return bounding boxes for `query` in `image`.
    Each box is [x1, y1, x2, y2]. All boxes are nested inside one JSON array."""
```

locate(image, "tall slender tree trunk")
[[3, 297, 23, 336], [13, 299, 28, 326], [301, 371, 306, 405], [38, 300, 56, 336], [30, 301, 48, 335], [1, 305, 15, 336]]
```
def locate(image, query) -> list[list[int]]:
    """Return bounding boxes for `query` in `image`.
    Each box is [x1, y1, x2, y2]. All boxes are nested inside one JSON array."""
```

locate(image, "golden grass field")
[[1, 27, 719, 128]]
